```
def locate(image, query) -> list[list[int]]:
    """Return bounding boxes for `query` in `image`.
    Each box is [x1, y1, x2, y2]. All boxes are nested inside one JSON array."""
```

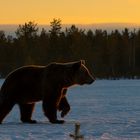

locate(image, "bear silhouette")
[[0, 60, 95, 124]]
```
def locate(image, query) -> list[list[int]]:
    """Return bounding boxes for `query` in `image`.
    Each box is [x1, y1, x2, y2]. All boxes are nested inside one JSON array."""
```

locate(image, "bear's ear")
[[72, 61, 81, 70], [81, 60, 85, 65]]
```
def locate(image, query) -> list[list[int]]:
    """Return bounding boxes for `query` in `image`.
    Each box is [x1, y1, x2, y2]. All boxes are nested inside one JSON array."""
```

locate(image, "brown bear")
[[0, 60, 95, 124]]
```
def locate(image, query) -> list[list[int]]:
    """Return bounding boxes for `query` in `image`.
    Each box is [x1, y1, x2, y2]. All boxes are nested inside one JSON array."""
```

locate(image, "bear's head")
[[46, 60, 95, 88], [61, 60, 95, 87], [71, 60, 95, 86]]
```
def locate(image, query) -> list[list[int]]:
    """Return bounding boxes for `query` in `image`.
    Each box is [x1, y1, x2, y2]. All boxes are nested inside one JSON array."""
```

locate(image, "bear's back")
[[5, 65, 45, 83], [0, 66, 46, 101]]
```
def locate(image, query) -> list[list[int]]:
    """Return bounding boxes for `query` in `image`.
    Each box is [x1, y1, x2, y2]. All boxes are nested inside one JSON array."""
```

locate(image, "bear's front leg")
[[58, 96, 70, 118], [42, 101, 64, 124]]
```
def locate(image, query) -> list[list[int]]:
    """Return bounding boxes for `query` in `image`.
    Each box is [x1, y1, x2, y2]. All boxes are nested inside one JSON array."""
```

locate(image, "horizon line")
[[0, 22, 140, 26]]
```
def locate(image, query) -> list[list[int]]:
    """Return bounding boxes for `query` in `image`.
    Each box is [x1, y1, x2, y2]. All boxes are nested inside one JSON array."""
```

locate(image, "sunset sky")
[[0, 0, 140, 24]]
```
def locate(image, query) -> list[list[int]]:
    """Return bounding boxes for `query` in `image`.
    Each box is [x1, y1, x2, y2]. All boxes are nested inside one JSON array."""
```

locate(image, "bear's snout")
[[86, 74, 96, 84], [90, 78, 95, 84], [79, 76, 95, 85], [87, 77, 95, 84]]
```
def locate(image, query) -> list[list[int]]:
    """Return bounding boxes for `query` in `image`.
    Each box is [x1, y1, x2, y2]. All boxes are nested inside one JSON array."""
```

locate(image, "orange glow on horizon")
[[0, 0, 140, 25]]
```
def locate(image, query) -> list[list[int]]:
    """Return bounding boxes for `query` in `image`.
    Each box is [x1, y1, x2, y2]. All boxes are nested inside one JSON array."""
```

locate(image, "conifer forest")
[[0, 19, 140, 79]]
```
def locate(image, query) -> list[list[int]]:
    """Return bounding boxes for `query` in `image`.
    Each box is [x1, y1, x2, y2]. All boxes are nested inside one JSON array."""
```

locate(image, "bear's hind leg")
[[19, 103, 37, 124], [0, 101, 15, 124]]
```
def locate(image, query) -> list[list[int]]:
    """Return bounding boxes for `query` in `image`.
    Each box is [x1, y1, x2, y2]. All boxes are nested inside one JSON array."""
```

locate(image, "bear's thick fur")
[[0, 60, 94, 124]]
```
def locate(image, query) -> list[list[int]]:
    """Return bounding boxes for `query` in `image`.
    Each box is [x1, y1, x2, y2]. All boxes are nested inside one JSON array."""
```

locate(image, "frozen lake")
[[0, 79, 140, 140]]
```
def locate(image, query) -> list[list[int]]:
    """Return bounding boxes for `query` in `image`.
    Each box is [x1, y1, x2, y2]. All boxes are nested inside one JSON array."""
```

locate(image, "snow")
[[0, 79, 140, 140]]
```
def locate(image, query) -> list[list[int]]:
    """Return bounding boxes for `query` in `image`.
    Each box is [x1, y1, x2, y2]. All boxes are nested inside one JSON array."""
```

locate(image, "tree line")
[[0, 19, 140, 79]]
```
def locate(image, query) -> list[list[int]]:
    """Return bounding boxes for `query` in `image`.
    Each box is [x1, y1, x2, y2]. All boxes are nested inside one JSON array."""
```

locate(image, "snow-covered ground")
[[0, 79, 140, 140]]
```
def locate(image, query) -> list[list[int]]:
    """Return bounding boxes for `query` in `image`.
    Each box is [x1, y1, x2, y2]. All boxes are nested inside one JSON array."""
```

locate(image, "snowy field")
[[0, 79, 140, 140]]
